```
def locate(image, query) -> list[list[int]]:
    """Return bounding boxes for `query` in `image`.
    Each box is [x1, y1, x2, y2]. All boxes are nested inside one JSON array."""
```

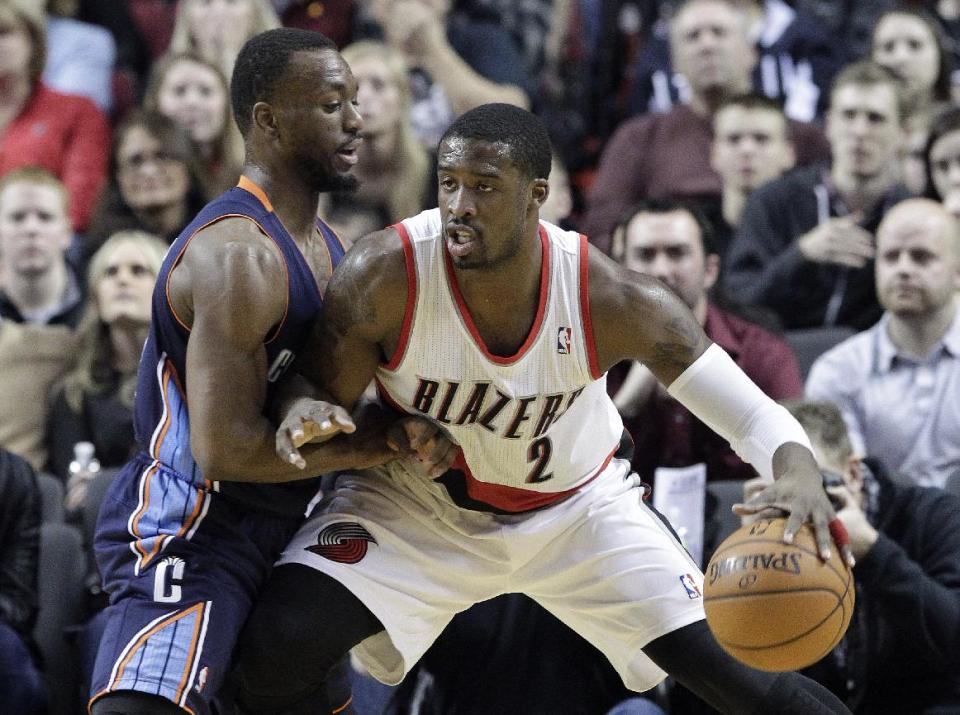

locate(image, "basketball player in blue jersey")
[[230, 103, 853, 714], [88, 29, 452, 715]]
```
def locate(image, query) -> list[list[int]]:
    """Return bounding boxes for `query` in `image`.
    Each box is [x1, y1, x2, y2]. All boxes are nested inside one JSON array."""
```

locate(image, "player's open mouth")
[[336, 138, 361, 167], [446, 226, 477, 257]]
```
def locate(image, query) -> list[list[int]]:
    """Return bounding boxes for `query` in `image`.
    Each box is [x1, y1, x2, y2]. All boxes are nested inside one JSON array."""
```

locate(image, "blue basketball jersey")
[[132, 177, 346, 516]]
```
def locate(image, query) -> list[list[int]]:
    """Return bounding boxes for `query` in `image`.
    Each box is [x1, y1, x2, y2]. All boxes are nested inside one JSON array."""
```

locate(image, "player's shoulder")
[[583, 240, 664, 311]]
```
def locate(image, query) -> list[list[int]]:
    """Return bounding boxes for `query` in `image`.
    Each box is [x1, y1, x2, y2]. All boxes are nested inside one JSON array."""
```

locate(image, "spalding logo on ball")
[[703, 517, 855, 672]]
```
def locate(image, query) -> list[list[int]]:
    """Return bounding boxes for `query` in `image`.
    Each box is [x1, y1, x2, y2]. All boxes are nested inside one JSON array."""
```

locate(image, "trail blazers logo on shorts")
[[306, 523, 377, 564], [557, 327, 572, 354]]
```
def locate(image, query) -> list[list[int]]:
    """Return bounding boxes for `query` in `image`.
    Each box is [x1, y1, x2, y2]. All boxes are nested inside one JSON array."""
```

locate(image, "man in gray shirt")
[[806, 198, 960, 488]]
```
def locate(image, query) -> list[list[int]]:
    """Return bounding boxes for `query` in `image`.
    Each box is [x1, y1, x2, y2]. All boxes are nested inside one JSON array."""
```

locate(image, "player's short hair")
[[441, 104, 553, 181], [610, 199, 717, 262], [829, 61, 906, 122], [0, 166, 69, 215], [782, 400, 854, 465], [231, 27, 337, 137]]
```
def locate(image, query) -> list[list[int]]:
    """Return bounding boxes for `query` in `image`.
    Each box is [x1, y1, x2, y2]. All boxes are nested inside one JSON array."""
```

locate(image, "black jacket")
[[0, 449, 41, 638], [807, 459, 960, 714]]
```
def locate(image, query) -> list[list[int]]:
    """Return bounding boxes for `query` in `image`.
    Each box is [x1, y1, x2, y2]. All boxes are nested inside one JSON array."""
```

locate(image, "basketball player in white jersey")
[[228, 104, 852, 714]]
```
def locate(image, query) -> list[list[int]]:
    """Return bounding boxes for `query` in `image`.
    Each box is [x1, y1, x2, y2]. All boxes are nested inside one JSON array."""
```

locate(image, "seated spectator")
[[46, 231, 166, 512], [806, 198, 960, 489], [631, 0, 844, 122], [871, 7, 954, 195], [710, 93, 796, 259], [320, 40, 431, 244], [43, 0, 117, 113], [744, 399, 960, 713], [924, 105, 960, 218], [609, 200, 802, 484], [168, 0, 280, 85], [724, 61, 910, 331], [86, 111, 207, 254], [0, 448, 47, 715], [0, 167, 83, 328], [144, 52, 243, 199], [0, 0, 110, 232], [361, 0, 530, 149], [583, 0, 829, 254]]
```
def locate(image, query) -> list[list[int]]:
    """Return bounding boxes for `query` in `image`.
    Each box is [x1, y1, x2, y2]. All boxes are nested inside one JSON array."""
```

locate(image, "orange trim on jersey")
[[444, 225, 551, 366], [237, 175, 274, 212], [131, 463, 160, 565], [452, 441, 618, 513], [150, 363, 175, 460], [172, 603, 207, 706], [578, 234, 602, 379], [332, 695, 354, 714], [108, 602, 206, 700], [382, 223, 417, 370]]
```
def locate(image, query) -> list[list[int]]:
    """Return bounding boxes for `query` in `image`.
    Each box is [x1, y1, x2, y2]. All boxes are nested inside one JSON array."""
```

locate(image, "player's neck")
[[243, 164, 320, 241]]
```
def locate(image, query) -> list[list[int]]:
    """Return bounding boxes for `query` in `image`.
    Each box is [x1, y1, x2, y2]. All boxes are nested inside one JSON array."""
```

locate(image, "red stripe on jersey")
[[383, 223, 417, 370], [578, 234, 602, 379], [450, 443, 618, 513], [444, 225, 551, 365]]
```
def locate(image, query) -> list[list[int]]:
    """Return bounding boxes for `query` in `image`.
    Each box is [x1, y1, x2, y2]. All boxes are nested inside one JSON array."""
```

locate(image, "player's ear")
[[531, 178, 549, 209], [253, 102, 279, 140]]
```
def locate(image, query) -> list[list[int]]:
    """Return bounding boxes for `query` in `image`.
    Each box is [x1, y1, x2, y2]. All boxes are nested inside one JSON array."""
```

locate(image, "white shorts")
[[277, 459, 706, 692]]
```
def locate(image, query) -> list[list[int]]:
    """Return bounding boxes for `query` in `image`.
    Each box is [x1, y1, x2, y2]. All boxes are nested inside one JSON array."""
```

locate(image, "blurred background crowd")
[[1, 0, 959, 714]]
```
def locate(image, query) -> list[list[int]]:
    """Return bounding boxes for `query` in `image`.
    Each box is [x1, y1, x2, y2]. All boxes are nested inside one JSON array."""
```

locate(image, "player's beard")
[[299, 156, 360, 194]]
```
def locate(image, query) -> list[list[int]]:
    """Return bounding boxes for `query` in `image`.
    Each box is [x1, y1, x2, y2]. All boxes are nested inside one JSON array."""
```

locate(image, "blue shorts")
[[89, 454, 311, 714]]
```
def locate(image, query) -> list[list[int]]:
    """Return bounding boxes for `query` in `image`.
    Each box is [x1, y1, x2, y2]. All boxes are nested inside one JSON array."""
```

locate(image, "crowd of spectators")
[[2, 1, 959, 714]]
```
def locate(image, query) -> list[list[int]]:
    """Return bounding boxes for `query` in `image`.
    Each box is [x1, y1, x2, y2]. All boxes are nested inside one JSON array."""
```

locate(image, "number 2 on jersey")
[[526, 436, 554, 483]]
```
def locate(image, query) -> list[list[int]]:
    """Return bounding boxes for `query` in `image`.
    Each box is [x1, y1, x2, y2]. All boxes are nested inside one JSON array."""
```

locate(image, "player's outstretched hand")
[[276, 397, 356, 469], [387, 417, 458, 478], [733, 464, 854, 568]]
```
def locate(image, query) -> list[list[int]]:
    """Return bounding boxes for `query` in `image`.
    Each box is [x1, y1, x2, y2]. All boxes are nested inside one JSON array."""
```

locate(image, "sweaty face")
[[929, 129, 960, 216], [826, 83, 902, 182], [156, 59, 228, 145], [872, 15, 940, 105], [352, 56, 403, 138], [712, 106, 795, 191], [95, 242, 157, 326], [620, 210, 715, 312], [671, 1, 754, 96], [116, 126, 191, 212], [0, 182, 72, 278], [437, 137, 536, 270], [875, 212, 959, 317], [273, 50, 363, 193]]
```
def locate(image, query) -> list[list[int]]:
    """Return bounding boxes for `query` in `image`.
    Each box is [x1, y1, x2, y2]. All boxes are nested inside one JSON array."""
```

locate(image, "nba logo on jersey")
[[680, 574, 702, 599], [557, 327, 572, 354]]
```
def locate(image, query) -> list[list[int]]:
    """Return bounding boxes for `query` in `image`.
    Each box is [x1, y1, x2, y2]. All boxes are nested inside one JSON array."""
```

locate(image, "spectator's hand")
[[612, 361, 667, 418], [276, 397, 356, 469], [65, 468, 95, 512], [382, 0, 446, 60], [827, 485, 878, 561], [388, 417, 458, 478], [797, 216, 875, 268]]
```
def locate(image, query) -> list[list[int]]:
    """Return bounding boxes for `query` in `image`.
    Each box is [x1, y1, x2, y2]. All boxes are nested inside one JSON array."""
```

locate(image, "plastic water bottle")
[[68, 441, 101, 479]]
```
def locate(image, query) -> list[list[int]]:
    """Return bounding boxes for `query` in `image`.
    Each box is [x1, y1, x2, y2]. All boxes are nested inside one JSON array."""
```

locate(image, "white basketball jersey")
[[375, 209, 624, 512]]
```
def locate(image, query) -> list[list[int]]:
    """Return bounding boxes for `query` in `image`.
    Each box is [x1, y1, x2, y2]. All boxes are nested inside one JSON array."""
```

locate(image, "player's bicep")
[[296, 229, 407, 409], [589, 251, 711, 386], [184, 236, 287, 437]]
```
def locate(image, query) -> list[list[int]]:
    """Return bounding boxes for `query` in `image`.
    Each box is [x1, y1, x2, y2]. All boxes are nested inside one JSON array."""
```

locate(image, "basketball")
[[703, 517, 855, 672]]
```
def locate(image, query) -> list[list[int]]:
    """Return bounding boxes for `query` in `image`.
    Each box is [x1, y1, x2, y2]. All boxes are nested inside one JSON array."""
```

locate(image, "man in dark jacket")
[[0, 448, 48, 714], [772, 401, 960, 713]]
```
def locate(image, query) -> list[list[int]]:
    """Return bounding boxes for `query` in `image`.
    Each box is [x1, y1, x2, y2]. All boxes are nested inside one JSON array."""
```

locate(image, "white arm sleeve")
[[666, 343, 812, 483]]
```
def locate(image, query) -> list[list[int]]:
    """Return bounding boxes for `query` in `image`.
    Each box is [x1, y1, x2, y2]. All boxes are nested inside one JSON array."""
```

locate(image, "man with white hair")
[[807, 198, 960, 488]]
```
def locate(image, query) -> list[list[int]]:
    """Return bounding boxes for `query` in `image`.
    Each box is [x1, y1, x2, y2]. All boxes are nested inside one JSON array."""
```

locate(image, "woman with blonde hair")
[[322, 40, 431, 243], [144, 52, 244, 198], [46, 230, 168, 509], [167, 0, 280, 81]]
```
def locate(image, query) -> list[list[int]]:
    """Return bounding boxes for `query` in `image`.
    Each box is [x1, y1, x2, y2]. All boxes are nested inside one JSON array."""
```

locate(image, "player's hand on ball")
[[733, 448, 854, 567], [276, 397, 356, 469], [387, 417, 457, 478]]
